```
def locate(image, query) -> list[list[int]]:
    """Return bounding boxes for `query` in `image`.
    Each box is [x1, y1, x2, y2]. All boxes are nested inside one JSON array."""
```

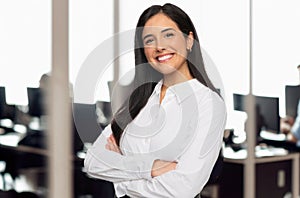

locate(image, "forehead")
[[143, 13, 180, 34]]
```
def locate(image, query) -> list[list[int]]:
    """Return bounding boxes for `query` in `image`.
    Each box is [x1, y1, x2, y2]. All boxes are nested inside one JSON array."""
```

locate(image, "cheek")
[[143, 48, 154, 61], [170, 39, 188, 57], [173, 41, 186, 56]]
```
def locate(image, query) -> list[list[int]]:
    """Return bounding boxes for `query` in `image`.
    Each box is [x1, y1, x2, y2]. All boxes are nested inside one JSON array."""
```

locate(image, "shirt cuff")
[[114, 182, 128, 198]]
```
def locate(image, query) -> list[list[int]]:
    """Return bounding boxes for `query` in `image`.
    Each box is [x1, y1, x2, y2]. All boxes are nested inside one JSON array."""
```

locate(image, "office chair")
[[72, 103, 102, 144]]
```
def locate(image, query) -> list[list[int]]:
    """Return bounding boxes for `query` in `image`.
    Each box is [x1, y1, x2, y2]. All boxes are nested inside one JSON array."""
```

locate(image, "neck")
[[163, 68, 193, 87], [160, 72, 193, 104]]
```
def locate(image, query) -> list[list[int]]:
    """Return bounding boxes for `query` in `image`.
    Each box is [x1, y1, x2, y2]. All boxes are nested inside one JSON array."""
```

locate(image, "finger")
[[110, 135, 117, 144], [107, 135, 121, 153], [110, 136, 119, 148], [112, 143, 120, 152], [107, 143, 114, 151], [106, 141, 118, 152], [107, 137, 112, 144], [106, 143, 113, 151], [109, 136, 114, 145]]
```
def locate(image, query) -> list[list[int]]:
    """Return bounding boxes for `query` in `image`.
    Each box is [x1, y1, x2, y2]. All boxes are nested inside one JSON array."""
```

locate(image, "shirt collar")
[[152, 79, 201, 104], [153, 80, 163, 96]]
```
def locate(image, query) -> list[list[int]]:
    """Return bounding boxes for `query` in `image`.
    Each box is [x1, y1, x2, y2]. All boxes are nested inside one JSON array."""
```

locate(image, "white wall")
[[1, 0, 299, 117], [0, 0, 51, 105], [0, 0, 114, 104], [253, 0, 300, 117], [69, 0, 114, 102]]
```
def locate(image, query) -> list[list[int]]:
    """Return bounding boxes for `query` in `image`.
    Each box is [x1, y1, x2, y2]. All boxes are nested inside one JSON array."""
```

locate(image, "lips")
[[156, 53, 174, 62]]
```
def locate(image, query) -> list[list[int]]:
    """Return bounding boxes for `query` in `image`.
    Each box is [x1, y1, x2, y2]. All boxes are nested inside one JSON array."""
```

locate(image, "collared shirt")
[[84, 79, 227, 198], [291, 100, 300, 146]]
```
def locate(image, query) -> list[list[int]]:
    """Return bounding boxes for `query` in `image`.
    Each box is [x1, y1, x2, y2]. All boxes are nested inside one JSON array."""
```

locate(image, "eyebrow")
[[143, 28, 175, 41], [161, 28, 175, 33]]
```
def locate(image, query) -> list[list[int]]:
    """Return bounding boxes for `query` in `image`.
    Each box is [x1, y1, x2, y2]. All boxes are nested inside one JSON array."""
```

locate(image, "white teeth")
[[157, 54, 173, 62]]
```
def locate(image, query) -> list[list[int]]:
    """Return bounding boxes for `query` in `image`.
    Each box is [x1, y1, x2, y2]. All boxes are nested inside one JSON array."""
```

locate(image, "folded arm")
[[84, 125, 157, 182], [114, 97, 227, 197]]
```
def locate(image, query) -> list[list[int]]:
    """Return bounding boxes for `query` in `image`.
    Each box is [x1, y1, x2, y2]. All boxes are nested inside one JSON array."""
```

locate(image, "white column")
[[244, 0, 256, 197], [292, 154, 299, 198], [113, 0, 120, 83], [49, 0, 72, 197]]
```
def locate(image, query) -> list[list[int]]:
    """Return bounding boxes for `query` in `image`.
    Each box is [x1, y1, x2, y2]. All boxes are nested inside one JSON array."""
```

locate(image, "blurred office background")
[[0, 0, 300, 197]]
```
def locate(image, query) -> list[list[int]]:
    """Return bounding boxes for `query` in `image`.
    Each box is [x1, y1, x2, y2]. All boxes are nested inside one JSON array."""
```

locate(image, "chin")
[[150, 62, 176, 73], [154, 67, 177, 76]]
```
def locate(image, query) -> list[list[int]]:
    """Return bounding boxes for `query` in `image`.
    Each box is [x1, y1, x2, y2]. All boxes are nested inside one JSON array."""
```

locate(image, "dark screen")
[[233, 93, 245, 112], [285, 85, 300, 119], [0, 87, 6, 119], [27, 87, 44, 117], [255, 96, 280, 133], [233, 93, 280, 133], [0, 87, 16, 120]]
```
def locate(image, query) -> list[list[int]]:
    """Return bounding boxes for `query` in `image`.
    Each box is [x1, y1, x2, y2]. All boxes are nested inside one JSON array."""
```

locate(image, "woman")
[[84, 3, 226, 198], [281, 100, 300, 146]]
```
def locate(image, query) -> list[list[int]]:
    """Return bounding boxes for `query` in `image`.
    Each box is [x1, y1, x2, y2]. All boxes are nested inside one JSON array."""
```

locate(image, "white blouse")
[[84, 79, 227, 198]]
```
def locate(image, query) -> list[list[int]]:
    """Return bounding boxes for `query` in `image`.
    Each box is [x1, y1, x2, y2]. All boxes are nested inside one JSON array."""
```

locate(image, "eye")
[[165, 32, 175, 38], [144, 38, 154, 45]]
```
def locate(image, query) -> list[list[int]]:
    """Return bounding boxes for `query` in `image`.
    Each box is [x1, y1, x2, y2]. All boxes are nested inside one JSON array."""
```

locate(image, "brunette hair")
[[111, 3, 219, 145]]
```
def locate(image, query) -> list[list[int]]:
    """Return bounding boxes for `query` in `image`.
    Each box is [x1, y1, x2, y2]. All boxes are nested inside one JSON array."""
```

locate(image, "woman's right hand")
[[151, 160, 177, 177], [105, 134, 122, 154]]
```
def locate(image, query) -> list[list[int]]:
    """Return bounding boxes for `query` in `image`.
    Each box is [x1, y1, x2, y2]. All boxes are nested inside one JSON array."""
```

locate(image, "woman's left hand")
[[105, 134, 122, 154]]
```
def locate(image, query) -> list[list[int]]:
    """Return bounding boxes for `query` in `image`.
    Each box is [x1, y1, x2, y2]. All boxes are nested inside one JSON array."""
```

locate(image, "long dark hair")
[[111, 3, 219, 145]]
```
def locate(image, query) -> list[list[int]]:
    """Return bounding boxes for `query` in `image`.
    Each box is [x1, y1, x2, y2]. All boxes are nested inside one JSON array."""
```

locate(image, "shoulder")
[[189, 81, 227, 124], [190, 80, 225, 107]]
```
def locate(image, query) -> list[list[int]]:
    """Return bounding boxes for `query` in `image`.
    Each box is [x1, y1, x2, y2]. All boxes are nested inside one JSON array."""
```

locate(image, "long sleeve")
[[114, 96, 227, 198], [292, 100, 300, 146], [84, 125, 156, 182]]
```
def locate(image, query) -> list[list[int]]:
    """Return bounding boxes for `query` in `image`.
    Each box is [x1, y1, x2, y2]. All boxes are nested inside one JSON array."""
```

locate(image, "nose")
[[156, 38, 166, 52], [156, 46, 166, 52]]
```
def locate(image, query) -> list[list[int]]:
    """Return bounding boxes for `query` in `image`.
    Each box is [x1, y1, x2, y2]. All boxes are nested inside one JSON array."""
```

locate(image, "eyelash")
[[144, 32, 175, 45], [165, 32, 174, 38], [145, 38, 154, 45]]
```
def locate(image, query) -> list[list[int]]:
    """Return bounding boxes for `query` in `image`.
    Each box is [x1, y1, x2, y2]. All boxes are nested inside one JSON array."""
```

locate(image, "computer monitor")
[[255, 96, 280, 133], [233, 93, 245, 112], [0, 87, 6, 119], [285, 85, 300, 119], [233, 93, 280, 133], [0, 87, 16, 121], [27, 87, 44, 117]]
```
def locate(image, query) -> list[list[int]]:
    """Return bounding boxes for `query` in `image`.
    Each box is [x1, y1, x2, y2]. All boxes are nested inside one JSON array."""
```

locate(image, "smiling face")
[[142, 13, 194, 79]]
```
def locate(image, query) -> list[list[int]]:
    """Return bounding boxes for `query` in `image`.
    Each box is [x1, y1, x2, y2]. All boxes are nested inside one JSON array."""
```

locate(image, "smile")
[[156, 54, 174, 63]]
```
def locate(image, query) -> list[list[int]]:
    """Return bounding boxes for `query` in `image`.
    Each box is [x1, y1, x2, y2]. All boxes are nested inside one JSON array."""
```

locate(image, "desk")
[[0, 134, 115, 197], [0, 144, 48, 157], [221, 147, 299, 198]]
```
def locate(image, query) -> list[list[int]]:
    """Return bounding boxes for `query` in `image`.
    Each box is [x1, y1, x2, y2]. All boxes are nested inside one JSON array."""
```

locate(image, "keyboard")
[[260, 130, 287, 141]]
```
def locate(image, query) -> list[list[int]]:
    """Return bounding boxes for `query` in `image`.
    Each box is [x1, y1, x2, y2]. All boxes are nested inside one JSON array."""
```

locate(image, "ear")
[[186, 31, 194, 51]]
